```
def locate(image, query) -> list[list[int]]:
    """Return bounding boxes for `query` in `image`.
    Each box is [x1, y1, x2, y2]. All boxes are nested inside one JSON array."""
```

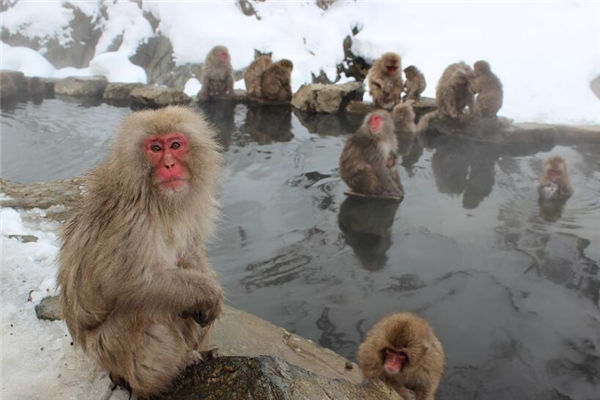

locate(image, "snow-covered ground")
[[1, 0, 599, 124]]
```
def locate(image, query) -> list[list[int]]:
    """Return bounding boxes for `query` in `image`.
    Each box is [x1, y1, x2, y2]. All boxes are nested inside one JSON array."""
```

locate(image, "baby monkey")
[[358, 312, 445, 400]]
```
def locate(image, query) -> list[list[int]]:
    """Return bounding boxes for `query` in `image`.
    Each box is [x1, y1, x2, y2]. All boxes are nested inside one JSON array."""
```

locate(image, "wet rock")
[[0, 70, 27, 102], [55, 76, 108, 98], [35, 295, 62, 321], [27, 77, 45, 102], [0, 72, 17, 104], [7, 234, 38, 243], [157, 356, 402, 400], [103, 82, 144, 105], [346, 97, 437, 118], [590, 75, 600, 100], [129, 85, 191, 109], [291, 82, 364, 114]]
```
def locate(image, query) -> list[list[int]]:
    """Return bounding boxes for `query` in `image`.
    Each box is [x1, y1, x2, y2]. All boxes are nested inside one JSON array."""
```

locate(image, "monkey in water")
[[392, 101, 417, 136], [201, 45, 234, 98], [260, 59, 294, 102], [468, 60, 503, 118], [435, 61, 474, 119], [538, 155, 573, 201], [57, 106, 223, 398], [368, 52, 403, 110], [402, 65, 426, 102], [244, 55, 273, 99], [358, 312, 445, 400], [339, 110, 404, 198]]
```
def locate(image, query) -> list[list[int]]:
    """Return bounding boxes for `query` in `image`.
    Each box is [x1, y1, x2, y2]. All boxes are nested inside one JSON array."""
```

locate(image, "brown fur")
[[368, 52, 403, 110], [538, 155, 573, 201], [468, 60, 503, 118], [260, 59, 294, 102], [358, 312, 445, 400], [339, 110, 403, 197], [244, 55, 272, 98], [201, 45, 234, 97], [436, 62, 474, 119], [57, 106, 223, 397], [402, 65, 426, 102], [392, 102, 417, 135]]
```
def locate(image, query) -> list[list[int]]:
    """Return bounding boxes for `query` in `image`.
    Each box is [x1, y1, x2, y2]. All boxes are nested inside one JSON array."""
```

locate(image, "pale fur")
[[402, 65, 426, 102], [468, 60, 503, 118], [201, 45, 234, 97], [57, 106, 223, 397], [435, 61, 474, 119], [339, 110, 403, 197], [368, 52, 403, 110], [358, 312, 445, 400], [391, 102, 417, 135], [244, 55, 272, 98], [260, 59, 294, 102]]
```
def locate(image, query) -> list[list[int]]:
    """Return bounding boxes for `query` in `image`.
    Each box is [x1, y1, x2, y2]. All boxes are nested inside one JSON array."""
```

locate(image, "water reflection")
[[198, 99, 236, 150], [338, 196, 400, 271], [242, 104, 293, 144]]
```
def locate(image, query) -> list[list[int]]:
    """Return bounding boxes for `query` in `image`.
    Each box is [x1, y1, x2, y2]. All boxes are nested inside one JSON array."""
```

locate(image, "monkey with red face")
[[58, 106, 223, 397], [201, 45, 234, 98]]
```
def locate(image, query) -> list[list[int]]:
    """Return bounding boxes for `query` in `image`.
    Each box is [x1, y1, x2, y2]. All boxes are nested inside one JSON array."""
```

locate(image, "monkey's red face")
[[368, 114, 383, 134], [385, 64, 398, 75], [144, 132, 189, 192], [219, 51, 229, 65], [383, 347, 408, 375]]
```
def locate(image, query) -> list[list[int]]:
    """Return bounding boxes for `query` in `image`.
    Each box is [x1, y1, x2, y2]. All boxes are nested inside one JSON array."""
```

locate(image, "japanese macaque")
[[538, 155, 573, 201], [402, 65, 426, 102], [243, 55, 272, 98], [435, 62, 474, 119], [392, 102, 417, 135], [339, 110, 404, 197], [260, 59, 294, 102], [468, 60, 503, 118], [358, 312, 445, 400], [368, 52, 403, 110], [201, 45, 234, 98], [57, 106, 223, 398]]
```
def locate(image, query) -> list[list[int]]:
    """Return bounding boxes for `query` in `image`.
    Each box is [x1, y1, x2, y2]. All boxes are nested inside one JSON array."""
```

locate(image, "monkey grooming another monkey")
[[339, 110, 404, 198], [201, 45, 234, 98], [57, 106, 223, 397], [368, 52, 403, 110], [468, 60, 503, 118], [260, 59, 294, 102], [538, 155, 573, 201], [358, 312, 445, 400], [244, 55, 273, 99], [436, 62, 474, 119], [402, 65, 426, 102]]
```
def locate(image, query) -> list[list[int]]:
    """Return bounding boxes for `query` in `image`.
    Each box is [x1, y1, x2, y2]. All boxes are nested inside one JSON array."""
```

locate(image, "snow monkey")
[[538, 155, 573, 201], [201, 45, 234, 98], [260, 58, 294, 102], [57, 106, 224, 397], [368, 52, 403, 110], [468, 60, 503, 118], [339, 110, 404, 197], [358, 312, 445, 400], [402, 65, 426, 102], [435, 61, 474, 119], [244, 55, 273, 98], [391, 101, 417, 136]]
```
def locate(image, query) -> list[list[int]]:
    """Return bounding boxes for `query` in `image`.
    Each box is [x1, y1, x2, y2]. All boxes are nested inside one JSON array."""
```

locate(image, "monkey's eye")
[[150, 144, 162, 152], [171, 142, 181, 150]]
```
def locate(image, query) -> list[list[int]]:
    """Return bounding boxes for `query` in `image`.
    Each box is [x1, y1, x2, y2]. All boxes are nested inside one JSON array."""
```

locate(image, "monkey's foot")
[[183, 346, 220, 367], [396, 387, 416, 400]]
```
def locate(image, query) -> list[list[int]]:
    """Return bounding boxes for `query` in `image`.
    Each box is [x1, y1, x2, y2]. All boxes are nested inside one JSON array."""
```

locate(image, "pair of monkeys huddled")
[[57, 106, 443, 399], [368, 52, 504, 119]]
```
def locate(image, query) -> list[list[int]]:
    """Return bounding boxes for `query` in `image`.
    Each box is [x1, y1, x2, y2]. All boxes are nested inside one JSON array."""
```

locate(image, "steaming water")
[[2, 100, 599, 399]]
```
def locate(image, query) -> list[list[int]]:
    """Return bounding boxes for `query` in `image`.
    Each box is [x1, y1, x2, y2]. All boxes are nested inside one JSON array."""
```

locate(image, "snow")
[[1, 1, 598, 123]]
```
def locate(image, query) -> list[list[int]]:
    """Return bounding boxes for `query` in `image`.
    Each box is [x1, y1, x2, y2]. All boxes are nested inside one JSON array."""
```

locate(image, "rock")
[[336, 34, 372, 82], [7, 234, 38, 243], [197, 89, 248, 104], [291, 82, 364, 114], [157, 356, 402, 400], [0, 72, 17, 104], [238, 0, 261, 20], [346, 97, 437, 118], [0, 70, 27, 102], [103, 82, 144, 105], [129, 85, 191, 109], [35, 295, 62, 321], [54, 76, 108, 98], [590, 75, 600, 100]]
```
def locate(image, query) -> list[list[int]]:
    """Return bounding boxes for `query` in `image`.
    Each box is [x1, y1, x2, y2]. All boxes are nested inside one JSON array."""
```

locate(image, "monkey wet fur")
[[57, 106, 224, 397]]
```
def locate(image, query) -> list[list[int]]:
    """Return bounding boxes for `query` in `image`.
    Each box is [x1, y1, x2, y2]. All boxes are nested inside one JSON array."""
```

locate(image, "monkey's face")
[[404, 68, 415, 80], [384, 62, 399, 76], [144, 132, 190, 194], [368, 114, 384, 134], [382, 347, 408, 376], [544, 160, 566, 183], [219, 51, 229, 65]]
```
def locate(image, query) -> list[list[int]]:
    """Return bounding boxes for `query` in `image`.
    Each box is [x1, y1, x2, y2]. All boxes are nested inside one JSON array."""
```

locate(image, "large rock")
[[103, 82, 144, 105], [0, 70, 27, 102], [291, 82, 364, 114], [54, 76, 108, 98], [129, 85, 191, 109], [346, 97, 437, 118]]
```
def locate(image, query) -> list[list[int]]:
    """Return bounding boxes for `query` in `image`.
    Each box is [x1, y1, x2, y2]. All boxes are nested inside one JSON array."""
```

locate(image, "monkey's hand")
[[386, 155, 397, 168], [181, 285, 223, 326]]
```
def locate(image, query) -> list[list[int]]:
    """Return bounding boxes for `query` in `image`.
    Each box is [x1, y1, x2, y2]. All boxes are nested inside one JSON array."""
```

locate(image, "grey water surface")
[[2, 99, 599, 400]]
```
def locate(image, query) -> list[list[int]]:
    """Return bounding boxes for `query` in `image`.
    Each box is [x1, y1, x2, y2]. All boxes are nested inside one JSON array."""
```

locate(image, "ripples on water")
[[2, 100, 599, 400]]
